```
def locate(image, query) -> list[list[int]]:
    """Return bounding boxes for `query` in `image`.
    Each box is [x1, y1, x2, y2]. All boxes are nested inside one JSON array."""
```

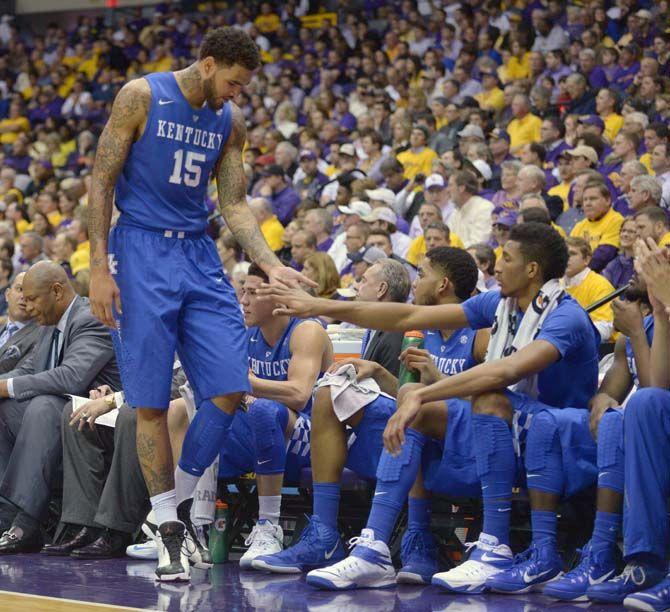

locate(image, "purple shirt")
[[270, 185, 301, 226], [583, 66, 609, 90], [602, 254, 634, 289], [611, 63, 640, 92], [317, 236, 334, 252]]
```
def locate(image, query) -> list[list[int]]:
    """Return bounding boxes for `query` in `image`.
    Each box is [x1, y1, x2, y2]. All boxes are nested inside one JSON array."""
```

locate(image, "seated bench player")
[[260, 223, 600, 592], [252, 248, 489, 580], [214, 263, 333, 569], [536, 276, 654, 601]]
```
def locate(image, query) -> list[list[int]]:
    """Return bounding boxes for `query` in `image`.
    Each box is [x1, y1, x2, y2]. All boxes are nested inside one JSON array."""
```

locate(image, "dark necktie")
[[0, 323, 18, 348], [47, 328, 61, 369]]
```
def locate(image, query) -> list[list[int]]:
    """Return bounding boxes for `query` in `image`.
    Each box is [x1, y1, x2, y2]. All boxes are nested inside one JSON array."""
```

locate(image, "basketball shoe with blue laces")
[[587, 562, 666, 604], [396, 528, 438, 584], [485, 541, 563, 594], [251, 516, 344, 574], [542, 540, 619, 601], [306, 529, 396, 590], [624, 574, 670, 612]]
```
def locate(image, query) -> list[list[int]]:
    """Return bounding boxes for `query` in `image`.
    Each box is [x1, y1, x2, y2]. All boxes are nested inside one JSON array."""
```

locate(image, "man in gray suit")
[[0, 272, 39, 374], [0, 261, 120, 553]]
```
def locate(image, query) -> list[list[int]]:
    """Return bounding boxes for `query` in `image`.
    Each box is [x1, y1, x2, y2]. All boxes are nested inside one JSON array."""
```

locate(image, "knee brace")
[[375, 429, 426, 483], [179, 399, 234, 476], [597, 409, 624, 494], [472, 413, 512, 479], [249, 399, 289, 475], [524, 410, 563, 494]]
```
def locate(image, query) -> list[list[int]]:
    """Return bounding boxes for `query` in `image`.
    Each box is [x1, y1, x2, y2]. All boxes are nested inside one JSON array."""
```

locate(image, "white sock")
[[175, 466, 201, 507], [258, 495, 281, 525], [150, 489, 178, 526]]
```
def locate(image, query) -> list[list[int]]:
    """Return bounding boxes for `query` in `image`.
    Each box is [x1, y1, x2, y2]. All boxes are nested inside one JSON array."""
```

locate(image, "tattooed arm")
[[89, 78, 150, 327], [216, 104, 281, 271], [216, 105, 316, 288]]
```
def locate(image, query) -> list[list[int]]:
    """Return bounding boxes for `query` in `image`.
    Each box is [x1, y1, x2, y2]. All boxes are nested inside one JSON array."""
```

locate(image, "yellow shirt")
[[475, 87, 505, 112], [47, 211, 63, 228], [566, 270, 615, 333], [571, 207, 624, 251], [0, 116, 29, 145], [396, 147, 438, 181], [659, 231, 670, 247], [548, 182, 571, 211], [639, 152, 654, 175], [406, 233, 464, 266], [260, 215, 285, 251], [507, 113, 542, 151], [552, 222, 566, 238], [254, 13, 280, 33], [499, 52, 530, 83], [70, 240, 90, 275], [603, 113, 624, 143]]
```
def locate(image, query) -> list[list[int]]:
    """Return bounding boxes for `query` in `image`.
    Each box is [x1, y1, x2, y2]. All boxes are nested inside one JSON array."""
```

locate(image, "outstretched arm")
[[261, 282, 470, 332], [89, 78, 150, 327]]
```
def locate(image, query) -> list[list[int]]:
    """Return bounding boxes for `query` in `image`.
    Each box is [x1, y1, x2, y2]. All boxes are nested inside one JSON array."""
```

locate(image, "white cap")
[[457, 124, 486, 140], [425, 173, 446, 190], [472, 159, 493, 181], [338, 143, 357, 157], [362, 206, 397, 225], [364, 187, 396, 206], [337, 200, 372, 217]]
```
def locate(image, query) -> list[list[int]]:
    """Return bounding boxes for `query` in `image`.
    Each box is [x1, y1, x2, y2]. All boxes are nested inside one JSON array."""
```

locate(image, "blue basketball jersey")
[[115, 72, 233, 233], [625, 315, 654, 388], [248, 318, 322, 413], [424, 327, 477, 376]]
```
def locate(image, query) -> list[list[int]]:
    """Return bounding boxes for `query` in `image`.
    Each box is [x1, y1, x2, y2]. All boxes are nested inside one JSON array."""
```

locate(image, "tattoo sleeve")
[[88, 80, 149, 270], [217, 105, 280, 271]]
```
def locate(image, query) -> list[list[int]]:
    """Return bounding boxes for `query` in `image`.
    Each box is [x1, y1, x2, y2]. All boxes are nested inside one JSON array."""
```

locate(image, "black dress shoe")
[[0, 527, 43, 554], [71, 529, 132, 560], [41, 526, 99, 556]]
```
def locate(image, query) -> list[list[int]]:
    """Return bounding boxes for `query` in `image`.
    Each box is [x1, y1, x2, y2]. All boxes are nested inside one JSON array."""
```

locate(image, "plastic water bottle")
[[209, 500, 230, 563], [397, 330, 425, 388]]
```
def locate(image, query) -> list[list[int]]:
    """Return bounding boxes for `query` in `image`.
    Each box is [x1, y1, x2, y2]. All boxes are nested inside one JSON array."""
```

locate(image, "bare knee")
[[471, 391, 512, 421], [210, 392, 244, 415], [136, 407, 168, 424], [167, 398, 189, 437]]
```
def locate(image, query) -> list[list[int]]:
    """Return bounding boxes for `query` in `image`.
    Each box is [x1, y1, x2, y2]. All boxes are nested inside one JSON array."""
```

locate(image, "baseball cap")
[[458, 124, 486, 140], [565, 145, 598, 165], [489, 128, 511, 142], [337, 200, 372, 217], [362, 207, 397, 226], [299, 149, 316, 161], [495, 209, 518, 228], [578, 115, 605, 130], [262, 164, 286, 177], [635, 9, 653, 20], [339, 143, 357, 157], [364, 188, 395, 206], [348, 245, 388, 264], [472, 159, 493, 181], [425, 173, 446, 190]]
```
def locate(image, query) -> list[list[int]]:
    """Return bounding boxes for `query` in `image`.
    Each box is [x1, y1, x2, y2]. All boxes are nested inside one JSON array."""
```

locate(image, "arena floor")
[[0, 553, 630, 611]]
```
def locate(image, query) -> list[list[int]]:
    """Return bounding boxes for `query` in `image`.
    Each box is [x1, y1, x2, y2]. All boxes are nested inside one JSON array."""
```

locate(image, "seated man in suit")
[[0, 272, 39, 374], [0, 261, 120, 552]]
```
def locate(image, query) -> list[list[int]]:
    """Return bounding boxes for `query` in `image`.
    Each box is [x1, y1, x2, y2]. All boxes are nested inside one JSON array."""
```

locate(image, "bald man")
[[0, 262, 120, 553]]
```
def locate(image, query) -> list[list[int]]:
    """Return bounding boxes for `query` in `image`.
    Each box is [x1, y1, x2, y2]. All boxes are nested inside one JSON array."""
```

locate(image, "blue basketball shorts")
[[109, 223, 250, 409], [218, 407, 311, 485]]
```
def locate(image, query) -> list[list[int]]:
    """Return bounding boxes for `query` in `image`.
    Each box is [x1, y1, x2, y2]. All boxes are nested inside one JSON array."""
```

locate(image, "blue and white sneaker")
[[587, 563, 666, 604], [431, 533, 513, 594], [543, 540, 619, 601], [306, 529, 396, 590], [485, 541, 563, 594], [624, 574, 670, 611], [252, 516, 344, 574], [396, 529, 438, 584]]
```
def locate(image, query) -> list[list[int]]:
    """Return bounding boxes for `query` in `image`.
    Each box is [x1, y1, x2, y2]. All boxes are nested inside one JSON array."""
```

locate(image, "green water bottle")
[[397, 330, 425, 388], [209, 499, 230, 563]]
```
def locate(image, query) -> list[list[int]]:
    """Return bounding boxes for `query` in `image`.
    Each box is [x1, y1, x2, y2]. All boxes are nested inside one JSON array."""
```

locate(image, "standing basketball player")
[[88, 28, 310, 581]]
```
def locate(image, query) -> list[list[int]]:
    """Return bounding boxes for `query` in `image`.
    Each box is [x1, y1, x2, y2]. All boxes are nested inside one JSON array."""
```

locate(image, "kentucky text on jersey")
[[431, 356, 468, 375], [249, 356, 291, 378], [155, 120, 224, 150]]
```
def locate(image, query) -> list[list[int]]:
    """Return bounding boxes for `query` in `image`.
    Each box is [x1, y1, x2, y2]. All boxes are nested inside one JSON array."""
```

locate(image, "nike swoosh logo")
[[324, 542, 339, 560], [158, 99, 174, 105], [481, 553, 507, 562], [526, 474, 540, 478], [258, 459, 271, 465], [589, 569, 615, 586], [497, 508, 511, 512], [374, 492, 388, 496], [523, 569, 553, 583]]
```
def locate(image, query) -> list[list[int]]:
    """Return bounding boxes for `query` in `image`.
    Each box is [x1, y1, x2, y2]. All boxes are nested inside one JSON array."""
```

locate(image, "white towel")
[[314, 364, 383, 422], [485, 279, 565, 398]]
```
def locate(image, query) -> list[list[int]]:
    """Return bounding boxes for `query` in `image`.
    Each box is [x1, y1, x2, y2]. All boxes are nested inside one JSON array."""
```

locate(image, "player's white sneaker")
[[239, 520, 284, 570], [155, 521, 190, 582], [306, 529, 396, 590], [431, 533, 513, 593]]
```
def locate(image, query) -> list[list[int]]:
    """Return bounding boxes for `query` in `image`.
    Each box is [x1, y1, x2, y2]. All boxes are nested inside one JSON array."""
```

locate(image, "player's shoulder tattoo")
[[226, 103, 247, 151], [109, 78, 151, 130]]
